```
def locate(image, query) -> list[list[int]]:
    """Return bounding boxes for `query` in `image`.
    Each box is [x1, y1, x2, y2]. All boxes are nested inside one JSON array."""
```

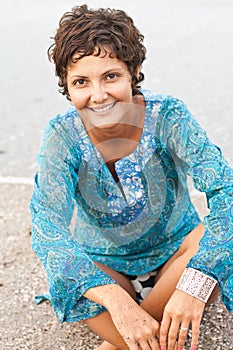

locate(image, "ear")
[[135, 65, 141, 79]]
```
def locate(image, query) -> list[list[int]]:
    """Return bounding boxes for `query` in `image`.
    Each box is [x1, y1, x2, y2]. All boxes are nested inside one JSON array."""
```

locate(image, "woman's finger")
[[159, 315, 171, 349], [176, 324, 190, 350], [123, 336, 141, 350], [190, 318, 201, 350], [148, 336, 160, 349], [167, 319, 180, 350], [138, 338, 152, 350]]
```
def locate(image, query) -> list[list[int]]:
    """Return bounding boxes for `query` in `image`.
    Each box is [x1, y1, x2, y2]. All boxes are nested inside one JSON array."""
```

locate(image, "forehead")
[[67, 49, 129, 75]]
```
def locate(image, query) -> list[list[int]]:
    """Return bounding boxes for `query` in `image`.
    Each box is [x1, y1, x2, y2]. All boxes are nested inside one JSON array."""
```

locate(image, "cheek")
[[69, 91, 88, 110], [114, 80, 133, 99], [123, 84, 134, 102]]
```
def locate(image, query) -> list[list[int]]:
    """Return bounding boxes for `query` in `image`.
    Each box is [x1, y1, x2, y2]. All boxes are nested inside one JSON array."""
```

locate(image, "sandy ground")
[[0, 183, 232, 350]]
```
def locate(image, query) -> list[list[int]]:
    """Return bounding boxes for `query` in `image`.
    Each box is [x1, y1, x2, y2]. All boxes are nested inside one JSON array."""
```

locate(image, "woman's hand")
[[159, 290, 205, 350], [85, 283, 160, 349], [108, 295, 160, 350]]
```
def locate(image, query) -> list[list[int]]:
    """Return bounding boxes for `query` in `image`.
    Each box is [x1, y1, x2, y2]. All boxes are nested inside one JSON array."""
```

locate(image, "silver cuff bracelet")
[[176, 268, 217, 303]]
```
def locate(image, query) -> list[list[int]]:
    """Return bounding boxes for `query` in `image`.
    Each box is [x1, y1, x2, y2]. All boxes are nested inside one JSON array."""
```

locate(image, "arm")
[[158, 97, 233, 349], [159, 96, 233, 311], [30, 116, 117, 323], [84, 284, 160, 349]]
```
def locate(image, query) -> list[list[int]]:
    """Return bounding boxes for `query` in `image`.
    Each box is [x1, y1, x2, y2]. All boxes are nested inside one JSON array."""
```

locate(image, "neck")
[[87, 123, 139, 144]]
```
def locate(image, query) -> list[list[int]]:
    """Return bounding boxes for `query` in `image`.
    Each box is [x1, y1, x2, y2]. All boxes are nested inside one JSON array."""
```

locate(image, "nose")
[[90, 82, 108, 104]]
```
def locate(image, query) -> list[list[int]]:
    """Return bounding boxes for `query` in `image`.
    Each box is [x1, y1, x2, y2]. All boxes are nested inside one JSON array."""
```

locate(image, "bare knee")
[[178, 223, 205, 256], [154, 224, 205, 283]]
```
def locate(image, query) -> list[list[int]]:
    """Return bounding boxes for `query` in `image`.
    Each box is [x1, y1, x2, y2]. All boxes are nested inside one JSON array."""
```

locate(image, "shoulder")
[[141, 90, 193, 138], [141, 89, 189, 118], [141, 89, 167, 105], [41, 107, 84, 144], [39, 107, 84, 160], [46, 107, 79, 132]]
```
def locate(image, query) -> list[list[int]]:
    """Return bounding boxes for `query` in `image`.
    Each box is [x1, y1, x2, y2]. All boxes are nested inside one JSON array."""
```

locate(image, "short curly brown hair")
[[48, 4, 146, 100]]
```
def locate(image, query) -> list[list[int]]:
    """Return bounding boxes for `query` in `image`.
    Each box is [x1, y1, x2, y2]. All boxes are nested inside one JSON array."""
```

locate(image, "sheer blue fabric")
[[30, 90, 233, 322]]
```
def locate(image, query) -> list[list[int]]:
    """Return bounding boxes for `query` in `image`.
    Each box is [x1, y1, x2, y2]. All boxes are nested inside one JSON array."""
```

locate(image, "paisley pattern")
[[30, 90, 233, 322]]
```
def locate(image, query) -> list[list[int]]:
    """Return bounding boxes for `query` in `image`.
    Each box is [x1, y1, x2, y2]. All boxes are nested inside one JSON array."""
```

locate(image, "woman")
[[30, 4, 233, 350]]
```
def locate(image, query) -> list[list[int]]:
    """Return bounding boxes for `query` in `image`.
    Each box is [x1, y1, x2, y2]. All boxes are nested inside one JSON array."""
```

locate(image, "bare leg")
[[82, 224, 218, 350], [83, 266, 136, 350], [141, 223, 206, 321]]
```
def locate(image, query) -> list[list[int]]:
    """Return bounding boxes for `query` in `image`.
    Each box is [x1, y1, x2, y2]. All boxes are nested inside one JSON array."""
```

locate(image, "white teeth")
[[91, 103, 115, 113]]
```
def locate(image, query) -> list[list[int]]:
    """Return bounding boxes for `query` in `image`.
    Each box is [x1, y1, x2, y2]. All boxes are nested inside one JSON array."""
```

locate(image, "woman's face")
[[66, 50, 135, 129]]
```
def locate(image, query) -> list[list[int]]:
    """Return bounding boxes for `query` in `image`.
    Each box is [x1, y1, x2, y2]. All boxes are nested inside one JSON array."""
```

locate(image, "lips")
[[89, 102, 116, 113]]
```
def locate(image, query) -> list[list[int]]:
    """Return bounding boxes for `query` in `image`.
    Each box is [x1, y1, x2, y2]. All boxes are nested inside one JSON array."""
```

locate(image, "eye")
[[106, 73, 118, 80], [74, 78, 87, 86]]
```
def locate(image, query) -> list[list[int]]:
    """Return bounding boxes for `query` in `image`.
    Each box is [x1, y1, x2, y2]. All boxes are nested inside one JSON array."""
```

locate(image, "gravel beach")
[[0, 183, 232, 350]]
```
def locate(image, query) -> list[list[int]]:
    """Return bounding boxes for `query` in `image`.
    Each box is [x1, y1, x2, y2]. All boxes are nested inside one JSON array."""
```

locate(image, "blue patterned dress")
[[30, 90, 233, 322]]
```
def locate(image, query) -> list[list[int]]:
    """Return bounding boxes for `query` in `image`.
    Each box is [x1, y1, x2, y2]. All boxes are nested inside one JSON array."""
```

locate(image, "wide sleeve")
[[158, 97, 233, 312], [30, 117, 117, 322]]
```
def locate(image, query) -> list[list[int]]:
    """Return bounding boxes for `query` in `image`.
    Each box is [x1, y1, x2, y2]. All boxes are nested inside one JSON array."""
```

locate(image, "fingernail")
[[191, 346, 197, 350], [160, 347, 166, 350], [177, 348, 183, 350]]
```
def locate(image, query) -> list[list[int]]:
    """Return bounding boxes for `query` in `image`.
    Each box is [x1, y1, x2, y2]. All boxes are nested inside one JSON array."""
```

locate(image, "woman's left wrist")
[[176, 267, 217, 303]]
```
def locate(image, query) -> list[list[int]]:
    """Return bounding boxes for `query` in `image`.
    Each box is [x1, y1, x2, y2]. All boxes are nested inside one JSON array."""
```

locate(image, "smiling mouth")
[[89, 102, 116, 113]]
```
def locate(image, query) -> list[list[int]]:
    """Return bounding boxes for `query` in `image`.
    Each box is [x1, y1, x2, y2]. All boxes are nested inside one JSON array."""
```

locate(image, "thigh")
[[155, 223, 205, 283]]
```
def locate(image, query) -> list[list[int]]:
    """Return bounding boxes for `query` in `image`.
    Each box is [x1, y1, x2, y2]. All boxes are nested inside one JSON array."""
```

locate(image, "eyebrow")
[[68, 67, 124, 80]]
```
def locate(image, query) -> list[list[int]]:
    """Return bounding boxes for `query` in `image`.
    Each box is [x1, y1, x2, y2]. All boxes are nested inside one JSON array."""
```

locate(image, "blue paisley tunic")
[[30, 90, 233, 322]]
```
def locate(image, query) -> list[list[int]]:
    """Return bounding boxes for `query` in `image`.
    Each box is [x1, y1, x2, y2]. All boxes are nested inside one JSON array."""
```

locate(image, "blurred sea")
[[0, 0, 233, 179]]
